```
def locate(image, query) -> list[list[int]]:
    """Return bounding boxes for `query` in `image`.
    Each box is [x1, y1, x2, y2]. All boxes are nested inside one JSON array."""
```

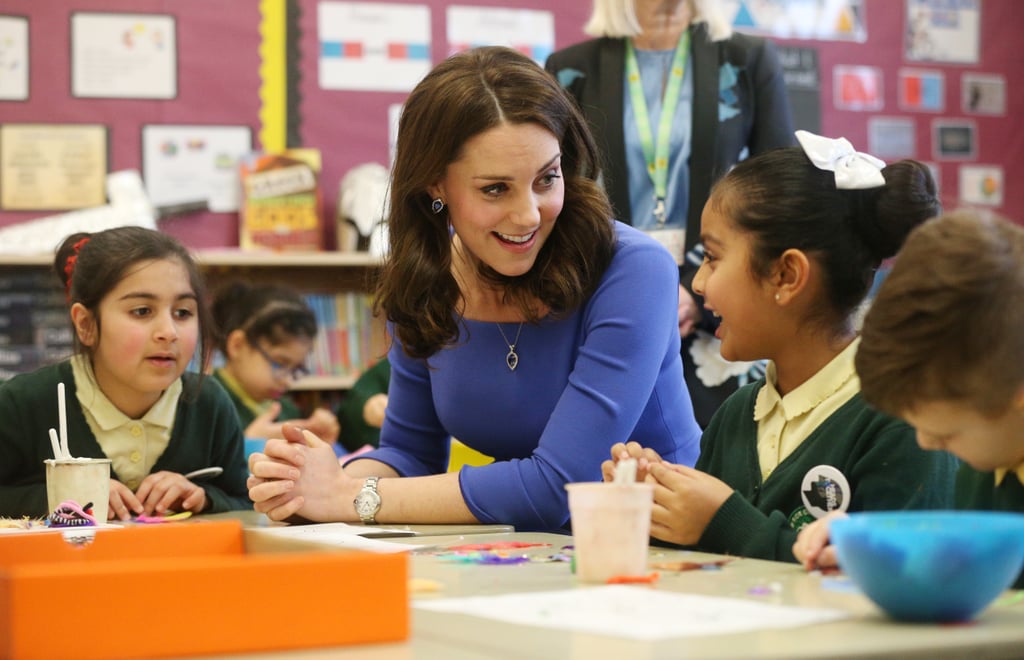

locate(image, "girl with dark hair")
[[210, 282, 339, 446], [0, 226, 250, 520], [604, 131, 958, 560]]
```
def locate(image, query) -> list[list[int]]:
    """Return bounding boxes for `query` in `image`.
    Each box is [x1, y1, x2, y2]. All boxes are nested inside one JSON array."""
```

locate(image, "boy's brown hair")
[[857, 210, 1024, 418]]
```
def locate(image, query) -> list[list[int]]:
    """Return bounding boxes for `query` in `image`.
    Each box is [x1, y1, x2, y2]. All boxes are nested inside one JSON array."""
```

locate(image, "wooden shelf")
[[289, 374, 357, 391], [0, 250, 382, 268], [0, 253, 55, 266], [0, 250, 384, 391], [194, 250, 381, 268]]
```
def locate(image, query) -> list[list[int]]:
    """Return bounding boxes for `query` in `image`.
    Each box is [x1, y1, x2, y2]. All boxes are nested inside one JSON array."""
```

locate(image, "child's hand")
[[363, 393, 388, 428], [108, 479, 144, 521], [678, 284, 701, 337], [792, 511, 847, 571], [134, 471, 208, 516], [302, 407, 341, 444], [646, 463, 734, 546], [245, 401, 284, 440], [601, 441, 664, 483]]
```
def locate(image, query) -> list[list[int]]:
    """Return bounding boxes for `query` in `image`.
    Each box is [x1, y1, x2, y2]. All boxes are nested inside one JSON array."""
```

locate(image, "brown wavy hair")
[[857, 210, 1024, 417], [376, 46, 615, 359]]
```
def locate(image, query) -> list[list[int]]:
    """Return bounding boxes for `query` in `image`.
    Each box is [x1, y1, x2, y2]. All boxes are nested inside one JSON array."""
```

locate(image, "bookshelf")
[[0, 251, 385, 391]]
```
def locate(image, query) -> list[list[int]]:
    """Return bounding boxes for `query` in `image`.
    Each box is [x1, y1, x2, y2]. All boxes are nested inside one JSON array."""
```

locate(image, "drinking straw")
[[48, 428, 62, 461], [57, 382, 70, 459], [613, 458, 638, 484]]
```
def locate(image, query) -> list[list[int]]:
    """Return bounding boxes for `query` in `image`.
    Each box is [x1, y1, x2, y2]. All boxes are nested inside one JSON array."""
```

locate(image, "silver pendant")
[[496, 321, 524, 372], [506, 347, 519, 371]]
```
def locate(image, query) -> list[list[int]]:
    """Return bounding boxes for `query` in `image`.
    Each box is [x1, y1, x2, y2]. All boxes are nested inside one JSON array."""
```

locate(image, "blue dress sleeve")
[[354, 224, 701, 531]]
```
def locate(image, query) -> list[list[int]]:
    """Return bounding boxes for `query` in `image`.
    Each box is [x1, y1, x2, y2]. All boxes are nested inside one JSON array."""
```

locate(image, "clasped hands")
[[247, 423, 356, 522], [601, 441, 733, 546]]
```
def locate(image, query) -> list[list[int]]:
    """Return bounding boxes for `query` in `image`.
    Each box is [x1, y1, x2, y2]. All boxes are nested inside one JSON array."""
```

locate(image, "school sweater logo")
[[800, 465, 851, 519]]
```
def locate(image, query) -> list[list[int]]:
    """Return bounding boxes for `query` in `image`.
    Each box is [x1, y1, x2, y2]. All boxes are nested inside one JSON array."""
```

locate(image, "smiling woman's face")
[[431, 121, 564, 278]]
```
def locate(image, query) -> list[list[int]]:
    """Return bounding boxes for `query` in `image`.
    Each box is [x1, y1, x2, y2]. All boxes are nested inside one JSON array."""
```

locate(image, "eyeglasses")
[[250, 342, 310, 381]]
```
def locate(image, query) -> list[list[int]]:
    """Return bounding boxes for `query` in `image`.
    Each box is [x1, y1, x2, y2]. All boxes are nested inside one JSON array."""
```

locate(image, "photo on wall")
[[961, 73, 1007, 115], [933, 120, 976, 160], [905, 0, 980, 64]]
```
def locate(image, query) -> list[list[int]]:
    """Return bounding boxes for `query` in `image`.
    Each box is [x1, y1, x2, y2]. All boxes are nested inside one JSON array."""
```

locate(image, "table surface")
[[195, 516, 1024, 660]]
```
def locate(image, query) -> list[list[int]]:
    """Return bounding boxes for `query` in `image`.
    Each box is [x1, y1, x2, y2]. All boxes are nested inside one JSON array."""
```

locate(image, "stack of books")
[[0, 268, 74, 380], [303, 292, 387, 378]]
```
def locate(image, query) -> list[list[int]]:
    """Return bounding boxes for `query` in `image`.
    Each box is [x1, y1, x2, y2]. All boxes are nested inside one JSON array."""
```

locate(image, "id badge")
[[646, 228, 686, 265]]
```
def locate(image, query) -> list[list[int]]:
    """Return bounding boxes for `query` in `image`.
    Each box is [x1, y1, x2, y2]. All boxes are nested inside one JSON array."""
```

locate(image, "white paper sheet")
[[71, 13, 177, 99], [252, 522, 425, 553], [141, 124, 252, 212], [415, 585, 849, 640], [445, 6, 554, 64], [0, 15, 29, 101], [318, 2, 431, 92]]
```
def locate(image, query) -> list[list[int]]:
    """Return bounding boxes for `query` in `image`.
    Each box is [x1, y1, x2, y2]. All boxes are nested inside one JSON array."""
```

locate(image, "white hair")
[[584, 0, 732, 42]]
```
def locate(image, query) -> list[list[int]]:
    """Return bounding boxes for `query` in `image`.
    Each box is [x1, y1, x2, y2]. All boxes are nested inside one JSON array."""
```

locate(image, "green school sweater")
[[337, 358, 390, 452], [0, 361, 251, 518], [695, 382, 960, 562], [956, 464, 1024, 588]]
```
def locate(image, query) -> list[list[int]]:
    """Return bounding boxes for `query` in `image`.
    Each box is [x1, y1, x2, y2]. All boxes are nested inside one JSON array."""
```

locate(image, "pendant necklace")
[[496, 322, 524, 372]]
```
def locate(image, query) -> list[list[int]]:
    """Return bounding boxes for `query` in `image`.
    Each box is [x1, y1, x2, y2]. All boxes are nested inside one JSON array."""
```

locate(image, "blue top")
[[353, 222, 701, 531]]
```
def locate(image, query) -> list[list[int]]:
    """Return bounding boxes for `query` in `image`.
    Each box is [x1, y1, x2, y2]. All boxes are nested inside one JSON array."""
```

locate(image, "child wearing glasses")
[[211, 282, 340, 447]]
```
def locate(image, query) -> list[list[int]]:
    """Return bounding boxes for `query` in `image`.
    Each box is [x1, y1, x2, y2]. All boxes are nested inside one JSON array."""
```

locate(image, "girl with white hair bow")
[[602, 131, 960, 563]]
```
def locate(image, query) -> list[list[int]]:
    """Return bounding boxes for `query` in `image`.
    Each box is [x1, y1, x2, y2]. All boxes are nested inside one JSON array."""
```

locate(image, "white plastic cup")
[[44, 458, 112, 523], [566, 481, 654, 583]]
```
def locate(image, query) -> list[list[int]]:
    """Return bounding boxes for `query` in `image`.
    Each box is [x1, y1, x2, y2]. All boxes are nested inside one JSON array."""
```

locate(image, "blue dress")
[[354, 222, 701, 531]]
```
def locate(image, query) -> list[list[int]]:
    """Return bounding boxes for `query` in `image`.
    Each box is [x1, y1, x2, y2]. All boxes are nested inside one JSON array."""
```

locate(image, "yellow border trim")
[[258, 0, 287, 152]]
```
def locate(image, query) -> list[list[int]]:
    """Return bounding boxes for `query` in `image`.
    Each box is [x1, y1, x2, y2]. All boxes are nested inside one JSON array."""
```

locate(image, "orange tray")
[[0, 520, 408, 659]]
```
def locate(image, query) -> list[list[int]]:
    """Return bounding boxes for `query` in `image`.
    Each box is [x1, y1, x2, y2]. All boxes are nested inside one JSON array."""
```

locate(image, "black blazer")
[[546, 24, 795, 259]]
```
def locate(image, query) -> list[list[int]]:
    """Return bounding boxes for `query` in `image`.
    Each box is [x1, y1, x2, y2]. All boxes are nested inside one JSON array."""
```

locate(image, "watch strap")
[[356, 476, 381, 524]]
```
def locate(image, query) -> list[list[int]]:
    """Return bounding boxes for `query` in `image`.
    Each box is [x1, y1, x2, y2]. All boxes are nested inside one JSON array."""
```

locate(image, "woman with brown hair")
[[247, 46, 701, 532]]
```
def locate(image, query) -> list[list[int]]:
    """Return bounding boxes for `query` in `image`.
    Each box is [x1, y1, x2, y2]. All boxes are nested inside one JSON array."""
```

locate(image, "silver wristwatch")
[[353, 476, 381, 524]]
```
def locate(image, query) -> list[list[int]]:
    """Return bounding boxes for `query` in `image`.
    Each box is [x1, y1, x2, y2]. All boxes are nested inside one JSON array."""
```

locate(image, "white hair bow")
[[795, 130, 886, 190]]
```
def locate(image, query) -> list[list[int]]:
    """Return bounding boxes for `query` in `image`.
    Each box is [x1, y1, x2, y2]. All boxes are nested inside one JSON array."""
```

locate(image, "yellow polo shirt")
[[71, 355, 180, 490], [753, 337, 861, 481], [215, 367, 270, 417], [995, 464, 1024, 486]]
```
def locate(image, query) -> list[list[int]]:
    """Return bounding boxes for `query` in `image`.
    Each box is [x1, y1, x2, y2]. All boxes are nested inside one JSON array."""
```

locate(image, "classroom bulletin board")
[[0, 0, 1020, 251]]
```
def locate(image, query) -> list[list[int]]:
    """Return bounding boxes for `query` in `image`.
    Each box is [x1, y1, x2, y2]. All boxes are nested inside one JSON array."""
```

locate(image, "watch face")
[[354, 490, 381, 517]]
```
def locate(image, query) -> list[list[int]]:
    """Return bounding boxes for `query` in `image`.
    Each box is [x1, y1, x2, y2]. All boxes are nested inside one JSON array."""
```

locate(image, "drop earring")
[[774, 293, 781, 302], [431, 198, 445, 214]]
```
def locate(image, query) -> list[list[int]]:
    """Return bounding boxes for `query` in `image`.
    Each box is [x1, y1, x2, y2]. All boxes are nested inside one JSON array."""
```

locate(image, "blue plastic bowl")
[[831, 511, 1024, 622]]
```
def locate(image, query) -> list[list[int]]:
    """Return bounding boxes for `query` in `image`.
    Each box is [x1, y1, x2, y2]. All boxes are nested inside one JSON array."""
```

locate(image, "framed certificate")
[[0, 123, 108, 211]]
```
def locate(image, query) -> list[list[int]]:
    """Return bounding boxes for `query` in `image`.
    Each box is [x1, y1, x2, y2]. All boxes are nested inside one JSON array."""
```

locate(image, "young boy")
[[793, 210, 1024, 586]]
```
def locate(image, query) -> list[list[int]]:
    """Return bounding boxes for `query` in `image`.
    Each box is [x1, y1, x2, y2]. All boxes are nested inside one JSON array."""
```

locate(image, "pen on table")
[[183, 467, 224, 481], [359, 530, 419, 539]]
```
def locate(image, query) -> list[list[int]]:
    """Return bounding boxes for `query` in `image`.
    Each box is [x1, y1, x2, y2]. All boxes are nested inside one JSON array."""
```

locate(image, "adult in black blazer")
[[546, 0, 794, 427]]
